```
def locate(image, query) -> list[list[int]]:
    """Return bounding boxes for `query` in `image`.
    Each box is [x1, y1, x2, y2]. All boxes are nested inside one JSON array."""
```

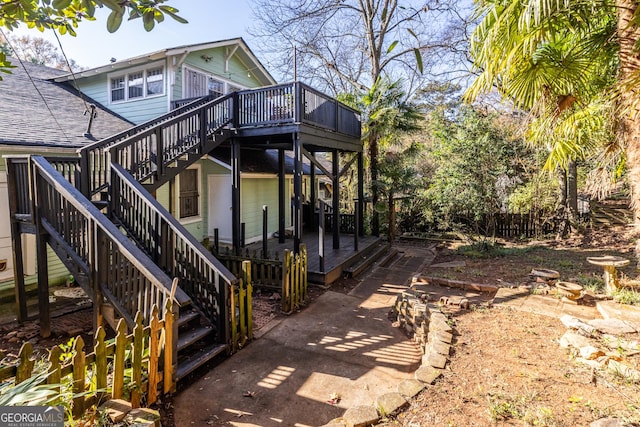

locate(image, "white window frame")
[[108, 61, 165, 104], [182, 65, 246, 99], [178, 164, 202, 225]]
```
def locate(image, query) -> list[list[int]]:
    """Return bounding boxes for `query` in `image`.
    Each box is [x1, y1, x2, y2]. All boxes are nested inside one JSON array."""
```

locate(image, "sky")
[[10, 0, 258, 70]]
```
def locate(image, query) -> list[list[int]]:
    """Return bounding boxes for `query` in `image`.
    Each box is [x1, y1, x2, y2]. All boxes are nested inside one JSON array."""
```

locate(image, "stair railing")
[[78, 94, 215, 198], [109, 163, 237, 341], [110, 94, 233, 189], [29, 156, 191, 328]]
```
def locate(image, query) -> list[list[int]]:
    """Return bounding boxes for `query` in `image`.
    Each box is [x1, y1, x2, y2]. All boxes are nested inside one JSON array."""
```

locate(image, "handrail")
[[110, 162, 236, 331], [77, 94, 215, 197], [30, 156, 191, 327], [110, 94, 233, 186]]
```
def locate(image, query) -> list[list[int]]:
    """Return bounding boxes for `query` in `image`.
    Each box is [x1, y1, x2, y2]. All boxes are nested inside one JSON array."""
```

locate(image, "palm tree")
[[341, 77, 423, 235], [465, 0, 618, 234]]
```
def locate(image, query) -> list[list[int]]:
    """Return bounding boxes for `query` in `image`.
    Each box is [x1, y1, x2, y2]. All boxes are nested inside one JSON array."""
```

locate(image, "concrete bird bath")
[[586, 255, 630, 295]]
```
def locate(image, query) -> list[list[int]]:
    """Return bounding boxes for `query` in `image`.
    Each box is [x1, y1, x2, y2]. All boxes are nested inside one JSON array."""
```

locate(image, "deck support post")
[[293, 133, 303, 254], [6, 158, 28, 322], [278, 149, 286, 244], [33, 172, 50, 338], [319, 200, 325, 272], [309, 151, 316, 230], [332, 149, 340, 249], [231, 140, 242, 255]]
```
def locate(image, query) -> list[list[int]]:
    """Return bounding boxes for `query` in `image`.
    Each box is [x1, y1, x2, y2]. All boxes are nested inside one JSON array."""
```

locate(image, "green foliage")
[[0, 0, 185, 79], [421, 105, 525, 234], [613, 288, 640, 306], [0, 371, 59, 406], [456, 242, 535, 258]]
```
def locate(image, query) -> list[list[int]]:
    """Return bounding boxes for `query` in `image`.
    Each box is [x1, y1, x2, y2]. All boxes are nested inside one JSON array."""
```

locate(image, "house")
[[0, 58, 133, 300], [6, 37, 364, 380]]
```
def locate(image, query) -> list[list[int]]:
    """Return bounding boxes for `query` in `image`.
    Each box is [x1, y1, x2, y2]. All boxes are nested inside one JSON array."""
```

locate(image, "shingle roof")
[[0, 58, 133, 149]]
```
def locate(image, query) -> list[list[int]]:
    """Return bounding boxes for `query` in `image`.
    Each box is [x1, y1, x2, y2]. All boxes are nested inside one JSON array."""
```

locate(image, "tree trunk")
[[387, 190, 395, 242], [567, 160, 578, 221], [556, 166, 570, 239], [370, 132, 380, 236], [617, 0, 640, 264]]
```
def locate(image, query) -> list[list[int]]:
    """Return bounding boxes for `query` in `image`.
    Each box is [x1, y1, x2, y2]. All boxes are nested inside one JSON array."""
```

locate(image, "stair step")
[[177, 310, 200, 329], [379, 248, 399, 268], [177, 325, 215, 352], [344, 243, 390, 277], [176, 343, 227, 381]]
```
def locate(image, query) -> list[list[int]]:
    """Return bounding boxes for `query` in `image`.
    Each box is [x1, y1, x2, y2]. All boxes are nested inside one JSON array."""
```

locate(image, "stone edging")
[[320, 279, 454, 427]]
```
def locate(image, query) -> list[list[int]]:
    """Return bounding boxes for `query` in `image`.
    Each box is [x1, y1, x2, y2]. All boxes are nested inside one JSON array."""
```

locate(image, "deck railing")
[[28, 156, 189, 328], [78, 94, 216, 198], [110, 163, 236, 338]]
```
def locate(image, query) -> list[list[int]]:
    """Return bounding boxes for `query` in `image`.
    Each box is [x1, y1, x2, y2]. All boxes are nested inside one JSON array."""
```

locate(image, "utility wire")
[[0, 28, 72, 144], [52, 30, 92, 114]]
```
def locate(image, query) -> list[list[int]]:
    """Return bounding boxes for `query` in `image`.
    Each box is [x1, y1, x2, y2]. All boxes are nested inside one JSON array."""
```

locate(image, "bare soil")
[[377, 226, 640, 427]]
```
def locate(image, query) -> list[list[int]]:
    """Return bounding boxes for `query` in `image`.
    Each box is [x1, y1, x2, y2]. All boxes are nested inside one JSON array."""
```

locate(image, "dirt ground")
[[375, 227, 640, 427], [1, 226, 640, 426]]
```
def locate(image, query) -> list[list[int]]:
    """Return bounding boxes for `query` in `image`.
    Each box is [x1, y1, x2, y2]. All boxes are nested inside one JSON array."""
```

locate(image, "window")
[[110, 65, 164, 103], [183, 67, 244, 99], [111, 77, 125, 102], [179, 169, 199, 219], [128, 72, 144, 99]]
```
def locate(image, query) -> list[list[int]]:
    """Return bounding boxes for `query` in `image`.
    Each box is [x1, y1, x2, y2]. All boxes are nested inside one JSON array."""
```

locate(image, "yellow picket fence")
[[229, 260, 253, 353], [0, 300, 176, 418], [282, 244, 308, 314]]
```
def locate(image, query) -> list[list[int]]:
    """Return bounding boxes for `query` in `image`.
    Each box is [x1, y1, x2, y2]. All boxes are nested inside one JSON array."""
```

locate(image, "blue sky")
[[11, 1, 257, 69]]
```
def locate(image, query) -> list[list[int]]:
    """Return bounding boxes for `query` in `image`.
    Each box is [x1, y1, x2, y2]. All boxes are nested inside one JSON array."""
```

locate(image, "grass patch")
[[487, 393, 558, 426], [576, 275, 605, 294], [612, 288, 640, 305], [457, 242, 537, 259]]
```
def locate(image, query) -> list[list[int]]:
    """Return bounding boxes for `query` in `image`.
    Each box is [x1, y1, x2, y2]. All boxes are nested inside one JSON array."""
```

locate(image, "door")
[[208, 175, 233, 242]]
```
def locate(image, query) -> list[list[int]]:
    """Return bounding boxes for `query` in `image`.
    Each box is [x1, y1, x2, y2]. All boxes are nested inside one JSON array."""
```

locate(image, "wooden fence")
[[214, 245, 308, 315], [229, 261, 253, 353], [0, 301, 175, 419]]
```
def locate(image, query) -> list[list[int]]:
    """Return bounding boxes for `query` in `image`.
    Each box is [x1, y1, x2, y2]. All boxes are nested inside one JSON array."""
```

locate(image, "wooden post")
[[357, 152, 364, 236], [230, 282, 238, 352], [293, 133, 303, 254], [232, 140, 241, 255], [72, 336, 86, 419], [332, 149, 340, 249], [163, 299, 176, 395], [354, 201, 359, 251], [278, 148, 286, 243], [34, 176, 50, 338], [241, 222, 246, 248], [113, 319, 127, 399], [6, 158, 28, 322], [148, 305, 161, 405], [131, 312, 144, 408], [94, 328, 107, 405], [319, 200, 325, 272], [283, 250, 291, 313], [242, 261, 253, 340], [309, 152, 316, 230], [262, 205, 268, 257]]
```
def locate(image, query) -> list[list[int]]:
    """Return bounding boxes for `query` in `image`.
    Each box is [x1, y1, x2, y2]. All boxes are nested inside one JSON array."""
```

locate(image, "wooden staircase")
[[8, 94, 240, 383]]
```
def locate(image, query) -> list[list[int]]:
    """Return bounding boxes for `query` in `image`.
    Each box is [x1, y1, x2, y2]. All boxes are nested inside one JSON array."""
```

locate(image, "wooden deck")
[[244, 233, 384, 285]]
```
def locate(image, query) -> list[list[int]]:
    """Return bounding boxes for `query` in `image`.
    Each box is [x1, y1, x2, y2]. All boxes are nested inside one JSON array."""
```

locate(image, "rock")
[[607, 360, 640, 382], [424, 352, 448, 369], [430, 312, 448, 323], [429, 318, 453, 333], [415, 366, 441, 384], [588, 318, 637, 335], [427, 340, 451, 356], [579, 346, 605, 360], [99, 399, 132, 423], [428, 330, 453, 344], [560, 315, 597, 336], [559, 331, 592, 349], [376, 393, 408, 416], [320, 419, 346, 427], [342, 405, 379, 427], [590, 417, 626, 427], [601, 335, 640, 355], [397, 379, 424, 398], [123, 408, 161, 427]]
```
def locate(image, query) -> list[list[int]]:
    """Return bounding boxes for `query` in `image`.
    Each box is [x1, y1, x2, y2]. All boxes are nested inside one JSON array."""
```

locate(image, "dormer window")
[[110, 65, 164, 103]]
